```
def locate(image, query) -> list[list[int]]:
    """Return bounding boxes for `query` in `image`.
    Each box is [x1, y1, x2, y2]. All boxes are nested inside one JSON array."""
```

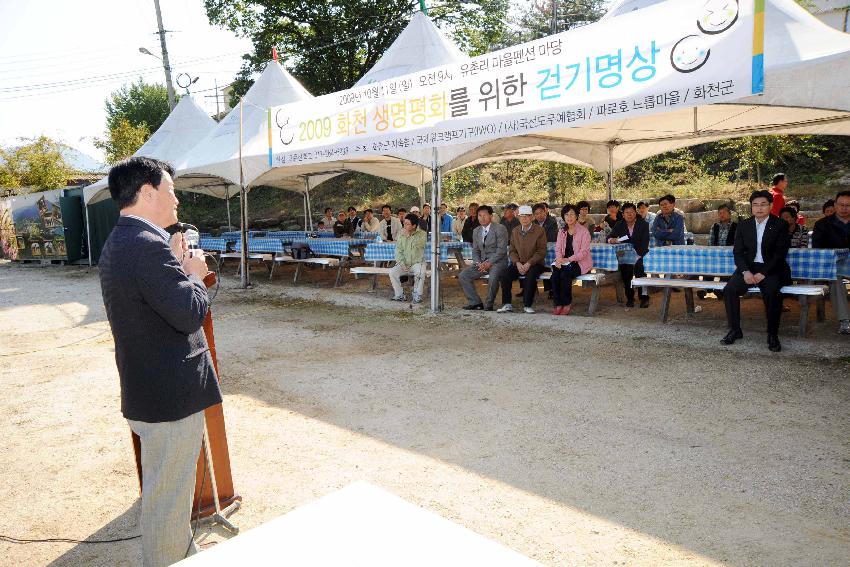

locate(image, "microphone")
[[166, 222, 201, 254]]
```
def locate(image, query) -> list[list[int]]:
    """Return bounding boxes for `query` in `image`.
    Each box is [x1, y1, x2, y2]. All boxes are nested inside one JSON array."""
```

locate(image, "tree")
[[701, 136, 827, 186], [104, 79, 171, 132], [0, 136, 75, 191], [203, 0, 512, 98], [516, 0, 606, 41], [94, 117, 151, 164], [95, 79, 170, 164]]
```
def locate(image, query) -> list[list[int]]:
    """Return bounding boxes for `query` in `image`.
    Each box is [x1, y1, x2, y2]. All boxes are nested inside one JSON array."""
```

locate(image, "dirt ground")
[[0, 259, 848, 566]]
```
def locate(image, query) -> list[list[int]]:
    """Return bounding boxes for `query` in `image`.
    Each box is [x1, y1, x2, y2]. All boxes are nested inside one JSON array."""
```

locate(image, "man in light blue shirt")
[[652, 194, 685, 246], [438, 203, 453, 233]]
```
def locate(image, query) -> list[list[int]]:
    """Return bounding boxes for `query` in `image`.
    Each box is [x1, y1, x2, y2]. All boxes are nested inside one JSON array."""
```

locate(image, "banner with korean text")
[[269, 0, 763, 167]]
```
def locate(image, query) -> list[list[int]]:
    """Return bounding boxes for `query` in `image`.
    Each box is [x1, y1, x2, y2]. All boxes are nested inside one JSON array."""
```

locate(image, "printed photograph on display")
[[0, 199, 17, 261], [9, 191, 67, 261]]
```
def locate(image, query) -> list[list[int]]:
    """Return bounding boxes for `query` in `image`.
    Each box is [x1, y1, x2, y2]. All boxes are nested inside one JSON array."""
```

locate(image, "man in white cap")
[[498, 205, 548, 314]]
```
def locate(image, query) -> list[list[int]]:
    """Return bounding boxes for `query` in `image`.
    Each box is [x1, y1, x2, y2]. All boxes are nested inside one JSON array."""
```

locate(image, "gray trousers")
[[128, 411, 205, 567], [831, 279, 849, 322], [459, 261, 507, 308]]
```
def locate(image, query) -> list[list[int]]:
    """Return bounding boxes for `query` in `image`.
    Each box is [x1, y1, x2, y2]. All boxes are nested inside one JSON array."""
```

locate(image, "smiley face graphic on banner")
[[671, 35, 711, 73], [698, 0, 739, 35]]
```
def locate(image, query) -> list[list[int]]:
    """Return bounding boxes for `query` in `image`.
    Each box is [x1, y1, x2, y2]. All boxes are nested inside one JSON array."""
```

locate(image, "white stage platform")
[[177, 481, 542, 566]]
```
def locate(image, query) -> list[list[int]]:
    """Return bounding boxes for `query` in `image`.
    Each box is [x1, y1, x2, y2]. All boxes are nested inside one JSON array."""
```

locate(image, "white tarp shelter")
[[440, 0, 850, 191], [83, 96, 217, 205], [249, 12, 472, 192]]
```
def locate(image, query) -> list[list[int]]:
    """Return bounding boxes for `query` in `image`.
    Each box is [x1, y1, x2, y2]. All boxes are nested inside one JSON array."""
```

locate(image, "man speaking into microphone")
[[99, 156, 222, 566]]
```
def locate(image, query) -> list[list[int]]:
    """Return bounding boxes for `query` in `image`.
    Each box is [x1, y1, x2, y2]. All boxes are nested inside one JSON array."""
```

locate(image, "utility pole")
[[153, 0, 176, 110], [551, 0, 558, 35], [204, 79, 223, 121]]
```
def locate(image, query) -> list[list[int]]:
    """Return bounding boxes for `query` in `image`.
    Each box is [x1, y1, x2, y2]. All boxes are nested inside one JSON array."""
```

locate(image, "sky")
[[0, 0, 252, 163]]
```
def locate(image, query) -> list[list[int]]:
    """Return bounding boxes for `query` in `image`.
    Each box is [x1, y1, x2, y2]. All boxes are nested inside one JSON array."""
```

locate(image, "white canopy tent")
[[437, 0, 850, 198], [249, 12, 473, 194], [84, 96, 217, 206], [81, 96, 218, 266]]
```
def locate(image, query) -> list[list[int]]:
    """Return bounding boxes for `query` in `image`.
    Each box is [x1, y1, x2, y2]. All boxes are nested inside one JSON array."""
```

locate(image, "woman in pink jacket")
[[552, 204, 592, 315]]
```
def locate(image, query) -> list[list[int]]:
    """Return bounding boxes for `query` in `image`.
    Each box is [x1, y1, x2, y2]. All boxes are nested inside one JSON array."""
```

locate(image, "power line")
[[0, 52, 245, 94]]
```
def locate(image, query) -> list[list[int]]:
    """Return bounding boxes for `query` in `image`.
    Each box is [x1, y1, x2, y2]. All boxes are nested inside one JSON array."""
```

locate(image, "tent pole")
[[302, 179, 309, 231], [607, 145, 614, 201], [239, 99, 250, 289], [430, 148, 442, 314], [85, 203, 93, 267], [305, 178, 313, 231], [225, 185, 232, 229]]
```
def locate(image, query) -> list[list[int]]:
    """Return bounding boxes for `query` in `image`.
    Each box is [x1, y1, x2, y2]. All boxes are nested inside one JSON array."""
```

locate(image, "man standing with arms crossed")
[[99, 157, 222, 566]]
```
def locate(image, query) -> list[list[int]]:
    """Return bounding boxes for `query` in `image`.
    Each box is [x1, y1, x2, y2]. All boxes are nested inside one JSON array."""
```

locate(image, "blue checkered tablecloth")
[[839, 257, 850, 279], [643, 245, 849, 280], [199, 237, 227, 252], [543, 243, 632, 271], [364, 242, 633, 271], [353, 231, 379, 240], [363, 242, 458, 263], [234, 238, 285, 253], [291, 237, 373, 257]]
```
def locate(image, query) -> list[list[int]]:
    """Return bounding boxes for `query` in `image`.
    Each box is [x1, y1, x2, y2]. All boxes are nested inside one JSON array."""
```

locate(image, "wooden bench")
[[479, 271, 624, 315], [631, 277, 828, 336], [270, 254, 344, 286], [220, 251, 267, 275], [350, 264, 434, 292]]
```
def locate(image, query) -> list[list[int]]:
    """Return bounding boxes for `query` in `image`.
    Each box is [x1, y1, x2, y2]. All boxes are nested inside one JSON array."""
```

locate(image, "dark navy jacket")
[[99, 216, 222, 423]]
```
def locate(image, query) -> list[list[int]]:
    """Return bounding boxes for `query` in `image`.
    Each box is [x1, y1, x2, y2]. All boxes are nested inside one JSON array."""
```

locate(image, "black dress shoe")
[[768, 334, 782, 352], [463, 303, 484, 310], [721, 329, 743, 345], [625, 300, 635, 308], [639, 297, 650, 309]]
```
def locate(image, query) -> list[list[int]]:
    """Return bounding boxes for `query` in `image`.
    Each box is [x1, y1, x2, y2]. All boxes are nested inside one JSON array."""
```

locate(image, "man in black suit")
[[721, 190, 791, 352], [99, 157, 222, 565], [608, 202, 651, 308]]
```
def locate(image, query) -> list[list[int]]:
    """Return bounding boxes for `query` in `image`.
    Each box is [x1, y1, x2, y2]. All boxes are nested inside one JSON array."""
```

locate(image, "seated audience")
[[811, 190, 850, 335], [576, 201, 593, 233], [779, 207, 808, 248], [359, 208, 380, 233], [551, 204, 592, 315], [608, 202, 651, 308], [459, 206, 508, 310], [721, 190, 791, 352], [500, 203, 520, 242], [708, 204, 737, 246], [418, 203, 432, 233], [347, 207, 361, 231], [461, 202, 480, 243], [378, 204, 401, 241], [438, 203, 453, 233], [533, 203, 558, 242], [452, 206, 466, 240], [597, 200, 623, 234], [333, 211, 353, 238], [821, 199, 835, 219], [497, 205, 547, 314], [638, 201, 656, 228], [653, 194, 685, 246], [389, 213, 428, 303], [785, 199, 806, 227]]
